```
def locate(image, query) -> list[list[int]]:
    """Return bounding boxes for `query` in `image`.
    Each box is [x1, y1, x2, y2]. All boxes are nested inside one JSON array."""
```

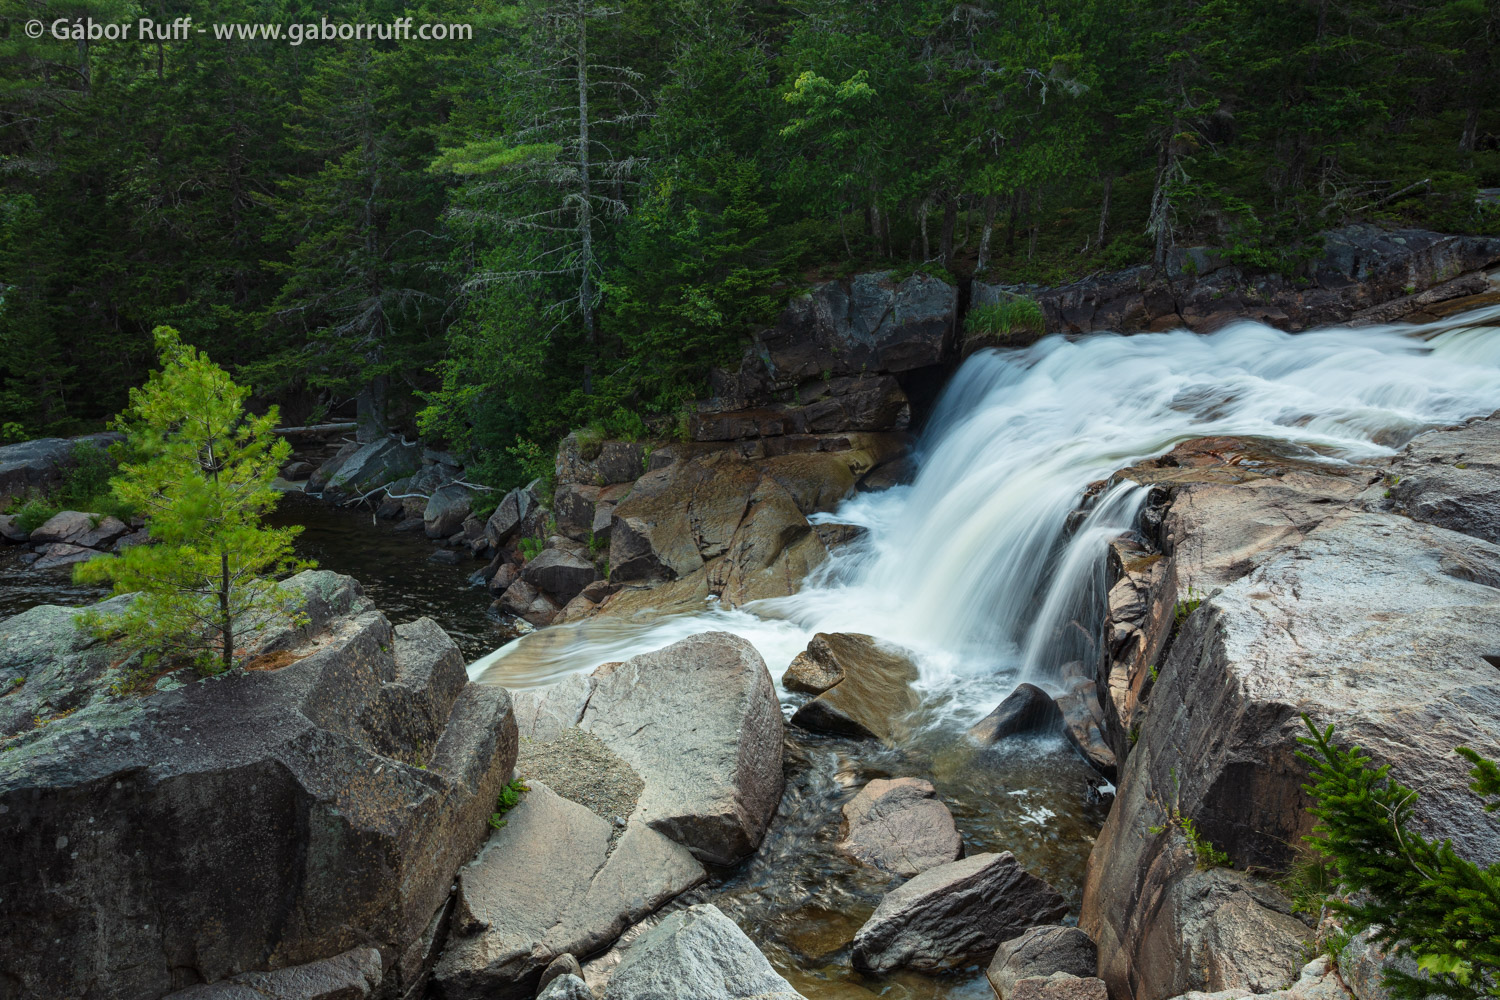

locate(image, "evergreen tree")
[[1299, 717, 1500, 1000], [75, 327, 310, 675]]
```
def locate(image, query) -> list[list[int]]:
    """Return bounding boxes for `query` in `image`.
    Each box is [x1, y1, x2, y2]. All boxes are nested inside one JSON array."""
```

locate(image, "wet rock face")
[[1387, 413, 1500, 545], [1083, 416, 1500, 1000], [788, 632, 920, 743], [850, 852, 1068, 974], [605, 451, 866, 606], [0, 571, 518, 1000], [836, 777, 963, 877], [970, 682, 1062, 743]]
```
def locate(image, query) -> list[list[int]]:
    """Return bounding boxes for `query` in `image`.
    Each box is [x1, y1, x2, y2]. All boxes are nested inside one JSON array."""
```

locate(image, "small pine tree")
[[75, 327, 312, 675], [1298, 717, 1500, 1000]]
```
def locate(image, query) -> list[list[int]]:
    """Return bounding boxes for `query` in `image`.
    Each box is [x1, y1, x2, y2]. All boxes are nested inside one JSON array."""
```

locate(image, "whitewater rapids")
[[470, 307, 1500, 724]]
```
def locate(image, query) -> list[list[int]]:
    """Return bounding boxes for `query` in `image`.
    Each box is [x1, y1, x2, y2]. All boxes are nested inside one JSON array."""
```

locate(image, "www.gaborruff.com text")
[[28, 17, 473, 44]]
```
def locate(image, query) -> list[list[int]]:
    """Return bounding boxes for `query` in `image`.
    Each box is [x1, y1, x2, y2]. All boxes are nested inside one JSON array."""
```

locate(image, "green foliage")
[[489, 778, 530, 830], [73, 328, 312, 676], [1148, 766, 1232, 870], [11, 497, 60, 535], [518, 536, 545, 562], [3, 0, 1498, 485], [966, 299, 1047, 342], [1297, 717, 1500, 1000], [1282, 843, 1338, 917], [4, 441, 135, 529], [1174, 585, 1205, 628]]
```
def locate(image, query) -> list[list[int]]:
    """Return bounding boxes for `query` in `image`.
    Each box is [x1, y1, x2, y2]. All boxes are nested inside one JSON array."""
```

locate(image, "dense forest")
[[2, 0, 1497, 487]]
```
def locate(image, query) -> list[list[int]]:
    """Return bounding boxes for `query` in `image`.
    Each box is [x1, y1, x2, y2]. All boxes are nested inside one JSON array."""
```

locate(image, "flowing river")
[[471, 307, 1500, 999], [3, 309, 1498, 1000]]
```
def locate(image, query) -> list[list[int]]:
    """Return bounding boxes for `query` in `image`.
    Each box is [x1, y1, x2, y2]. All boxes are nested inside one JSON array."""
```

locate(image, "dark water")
[[266, 490, 512, 659], [0, 490, 511, 661]]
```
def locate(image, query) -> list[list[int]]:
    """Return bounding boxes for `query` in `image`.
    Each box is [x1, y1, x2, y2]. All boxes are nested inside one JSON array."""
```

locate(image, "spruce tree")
[[1299, 717, 1500, 1000]]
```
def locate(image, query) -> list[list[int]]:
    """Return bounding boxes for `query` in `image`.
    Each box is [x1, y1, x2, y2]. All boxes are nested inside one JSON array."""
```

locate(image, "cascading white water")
[[470, 306, 1500, 723]]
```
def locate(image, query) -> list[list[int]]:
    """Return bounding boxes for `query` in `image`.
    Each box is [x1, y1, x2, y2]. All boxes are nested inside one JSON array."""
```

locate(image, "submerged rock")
[[600, 904, 806, 1000], [836, 777, 962, 877], [850, 852, 1067, 974], [789, 633, 919, 743]]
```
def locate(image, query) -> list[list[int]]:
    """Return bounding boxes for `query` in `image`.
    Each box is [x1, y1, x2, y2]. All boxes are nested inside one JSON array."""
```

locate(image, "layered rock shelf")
[[1082, 414, 1500, 1000]]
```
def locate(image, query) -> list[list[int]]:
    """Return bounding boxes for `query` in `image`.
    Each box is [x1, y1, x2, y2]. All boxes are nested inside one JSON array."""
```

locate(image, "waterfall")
[[471, 307, 1500, 723]]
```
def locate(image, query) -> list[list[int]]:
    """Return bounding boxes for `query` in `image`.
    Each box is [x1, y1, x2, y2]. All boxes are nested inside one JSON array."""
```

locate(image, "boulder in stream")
[[789, 632, 919, 743], [581, 631, 785, 865], [781, 632, 848, 694], [988, 926, 1099, 1000], [425, 483, 475, 539], [430, 782, 705, 1000], [970, 682, 1062, 743], [435, 632, 787, 996], [600, 904, 806, 1000], [850, 851, 1067, 974], [836, 777, 962, 877]]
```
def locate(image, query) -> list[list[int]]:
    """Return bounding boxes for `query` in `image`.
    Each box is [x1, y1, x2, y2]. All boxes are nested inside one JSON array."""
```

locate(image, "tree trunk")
[[1027, 188, 1041, 260], [1148, 138, 1174, 270], [1005, 189, 1021, 252], [575, 0, 596, 396], [220, 548, 233, 672], [1461, 103, 1480, 153], [940, 196, 957, 269], [975, 195, 998, 276], [919, 198, 931, 261], [355, 378, 388, 443], [1097, 174, 1113, 247]]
